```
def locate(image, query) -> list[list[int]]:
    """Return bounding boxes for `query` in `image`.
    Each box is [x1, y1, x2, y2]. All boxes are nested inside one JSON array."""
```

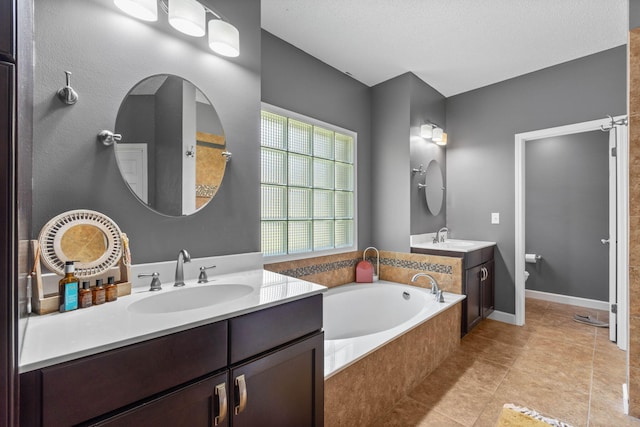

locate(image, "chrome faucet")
[[174, 249, 191, 287], [410, 272, 445, 302], [433, 227, 449, 243]]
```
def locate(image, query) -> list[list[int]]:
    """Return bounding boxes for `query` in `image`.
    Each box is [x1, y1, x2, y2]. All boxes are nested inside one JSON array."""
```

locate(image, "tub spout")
[[410, 272, 439, 296]]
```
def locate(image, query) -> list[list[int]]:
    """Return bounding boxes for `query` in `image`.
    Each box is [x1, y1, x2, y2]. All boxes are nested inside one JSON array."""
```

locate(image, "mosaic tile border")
[[381, 258, 453, 275], [277, 257, 452, 278]]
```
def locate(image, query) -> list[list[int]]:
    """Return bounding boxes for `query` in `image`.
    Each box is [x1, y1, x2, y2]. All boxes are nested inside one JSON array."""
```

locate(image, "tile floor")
[[374, 298, 639, 427]]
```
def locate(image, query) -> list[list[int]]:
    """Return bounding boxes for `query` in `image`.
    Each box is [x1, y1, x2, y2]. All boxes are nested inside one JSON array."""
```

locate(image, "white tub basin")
[[128, 284, 253, 314]]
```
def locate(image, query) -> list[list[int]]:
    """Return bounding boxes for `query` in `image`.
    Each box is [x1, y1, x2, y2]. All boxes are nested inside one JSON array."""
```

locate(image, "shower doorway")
[[515, 116, 628, 350]]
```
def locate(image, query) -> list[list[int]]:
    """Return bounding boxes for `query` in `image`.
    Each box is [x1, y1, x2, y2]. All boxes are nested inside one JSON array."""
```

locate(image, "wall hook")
[[97, 130, 122, 146], [57, 71, 79, 105]]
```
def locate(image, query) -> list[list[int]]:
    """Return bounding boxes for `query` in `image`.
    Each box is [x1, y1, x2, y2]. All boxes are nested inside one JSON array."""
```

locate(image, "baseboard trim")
[[525, 289, 609, 311], [487, 310, 517, 325]]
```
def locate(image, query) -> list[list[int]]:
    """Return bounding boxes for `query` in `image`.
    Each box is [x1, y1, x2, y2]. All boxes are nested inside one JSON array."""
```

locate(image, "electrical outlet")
[[491, 212, 500, 224]]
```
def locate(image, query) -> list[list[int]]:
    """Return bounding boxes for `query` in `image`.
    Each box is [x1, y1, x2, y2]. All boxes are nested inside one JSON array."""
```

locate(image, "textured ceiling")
[[261, 0, 628, 97]]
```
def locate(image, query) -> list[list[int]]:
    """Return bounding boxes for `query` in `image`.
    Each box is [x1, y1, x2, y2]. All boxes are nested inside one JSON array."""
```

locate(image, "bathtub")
[[323, 280, 466, 378]]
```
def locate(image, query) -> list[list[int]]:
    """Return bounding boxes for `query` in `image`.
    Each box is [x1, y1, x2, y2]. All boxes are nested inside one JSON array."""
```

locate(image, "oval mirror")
[[114, 74, 227, 217], [424, 160, 444, 216]]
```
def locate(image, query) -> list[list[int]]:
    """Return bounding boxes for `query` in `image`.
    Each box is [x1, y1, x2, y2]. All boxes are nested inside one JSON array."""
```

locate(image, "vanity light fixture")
[[114, 0, 158, 21], [114, 0, 240, 57], [437, 132, 448, 146], [208, 19, 240, 57], [168, 0, 206, 37], [420, 124, 433, 139], [432, 127, 444, 144]]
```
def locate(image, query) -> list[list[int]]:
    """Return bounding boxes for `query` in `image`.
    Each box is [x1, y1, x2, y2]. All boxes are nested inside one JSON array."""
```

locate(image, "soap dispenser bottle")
[[58, 261, 79, 312]]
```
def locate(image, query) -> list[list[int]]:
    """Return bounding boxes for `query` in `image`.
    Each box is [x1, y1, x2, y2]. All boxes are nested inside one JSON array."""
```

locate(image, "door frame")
[[514, 116, 628, 350]]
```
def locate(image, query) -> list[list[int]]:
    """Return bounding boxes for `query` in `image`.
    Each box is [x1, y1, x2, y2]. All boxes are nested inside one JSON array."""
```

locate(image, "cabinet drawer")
[[39, 321, 227, 427], [464, 246, 494, 269], [229, 295, 322, 364]]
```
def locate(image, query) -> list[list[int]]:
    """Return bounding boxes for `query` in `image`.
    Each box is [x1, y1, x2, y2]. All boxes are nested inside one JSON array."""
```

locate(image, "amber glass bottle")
[[79, 281, 92, 309], [105, 276, 118, 302], [58, 261, 79, 312], [92, 279, 106, 305]]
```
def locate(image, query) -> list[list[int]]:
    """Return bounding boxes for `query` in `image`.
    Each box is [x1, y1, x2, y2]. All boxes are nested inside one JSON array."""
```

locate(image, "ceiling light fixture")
[[114, 0, 158, 21], [114, 0, 240, 57]]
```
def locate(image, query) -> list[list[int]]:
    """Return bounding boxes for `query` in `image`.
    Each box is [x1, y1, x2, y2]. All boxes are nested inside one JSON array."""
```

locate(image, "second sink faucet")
[[433, 227, 449, 243], [174, 249, 191, 287]]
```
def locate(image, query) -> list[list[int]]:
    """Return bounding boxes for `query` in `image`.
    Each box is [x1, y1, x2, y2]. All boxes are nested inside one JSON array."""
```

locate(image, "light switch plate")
[[491, 212, 500, 224]]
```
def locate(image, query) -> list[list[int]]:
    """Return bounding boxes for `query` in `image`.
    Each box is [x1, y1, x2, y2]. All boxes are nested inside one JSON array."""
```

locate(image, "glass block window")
[[261, 108, 356, 257]]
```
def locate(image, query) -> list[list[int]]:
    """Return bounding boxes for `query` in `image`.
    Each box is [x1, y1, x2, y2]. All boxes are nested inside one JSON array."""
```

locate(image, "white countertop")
[[19, 269, 326, 372], [411, 239, 496, 253]]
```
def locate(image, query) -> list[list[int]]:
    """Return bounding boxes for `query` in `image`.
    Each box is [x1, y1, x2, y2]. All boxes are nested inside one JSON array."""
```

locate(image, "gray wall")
[[32, 0, 261, 263], [371, 73, 446, 251], [632, 0, 640, 30], [525, 131, 609, 301], [371, 74, 411, 251], [261, 30, 373, 249], [445, 46, 626, 314], [409, 74, 447, 235]]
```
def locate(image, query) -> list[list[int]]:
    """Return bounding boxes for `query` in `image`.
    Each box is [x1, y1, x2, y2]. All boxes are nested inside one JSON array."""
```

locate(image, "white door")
[[115, 143, 148, 204]]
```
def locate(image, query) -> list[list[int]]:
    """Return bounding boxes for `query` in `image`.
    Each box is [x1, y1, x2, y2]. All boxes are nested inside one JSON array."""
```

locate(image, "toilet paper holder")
[[525, 253, 542, 263]]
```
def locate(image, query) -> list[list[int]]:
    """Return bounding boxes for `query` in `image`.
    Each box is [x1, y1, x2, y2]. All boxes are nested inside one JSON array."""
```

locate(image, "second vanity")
[[19, 268, 326, 426], [411, 237, 496, 336]]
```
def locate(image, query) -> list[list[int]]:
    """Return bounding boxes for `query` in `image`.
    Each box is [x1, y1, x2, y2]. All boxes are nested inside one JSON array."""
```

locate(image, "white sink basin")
[[128, 284, 253, 314], [411, 239, 496, 253]]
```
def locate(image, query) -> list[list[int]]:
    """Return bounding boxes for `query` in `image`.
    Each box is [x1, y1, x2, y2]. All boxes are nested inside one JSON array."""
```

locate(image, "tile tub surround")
[[324, 303, 461, 427], [630, 26, 640, 419], [264, 250, 462, 293]]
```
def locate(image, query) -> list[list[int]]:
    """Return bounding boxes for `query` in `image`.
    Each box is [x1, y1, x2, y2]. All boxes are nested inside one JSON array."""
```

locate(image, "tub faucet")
[[410, 272, 439, 295], [174, 249, 191, 287], [433, 227, 449, 243]]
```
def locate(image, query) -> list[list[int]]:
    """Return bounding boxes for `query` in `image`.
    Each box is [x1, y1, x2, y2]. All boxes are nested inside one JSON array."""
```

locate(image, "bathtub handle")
[[235, 374, 248, 415], [214, 382, 227, 426]]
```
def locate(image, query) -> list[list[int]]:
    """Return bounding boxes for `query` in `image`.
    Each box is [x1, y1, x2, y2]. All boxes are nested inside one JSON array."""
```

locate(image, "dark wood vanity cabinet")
[[20, 294, 324, 427], [412, 245, 495, 336], [462, 247, 495, 335], [0, 0, 15, 61]]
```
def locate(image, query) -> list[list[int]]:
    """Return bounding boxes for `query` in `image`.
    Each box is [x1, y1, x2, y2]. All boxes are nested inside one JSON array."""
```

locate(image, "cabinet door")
[[231, 332, 324, 427], [93, 372, 229, 427], [465, 265, 483, 333], [481, 260, 495, 318], [0, 0, 14, 61]]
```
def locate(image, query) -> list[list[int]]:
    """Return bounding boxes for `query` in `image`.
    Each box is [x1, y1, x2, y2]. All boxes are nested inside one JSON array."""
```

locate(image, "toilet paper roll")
[[525, 253, 541, 264]]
